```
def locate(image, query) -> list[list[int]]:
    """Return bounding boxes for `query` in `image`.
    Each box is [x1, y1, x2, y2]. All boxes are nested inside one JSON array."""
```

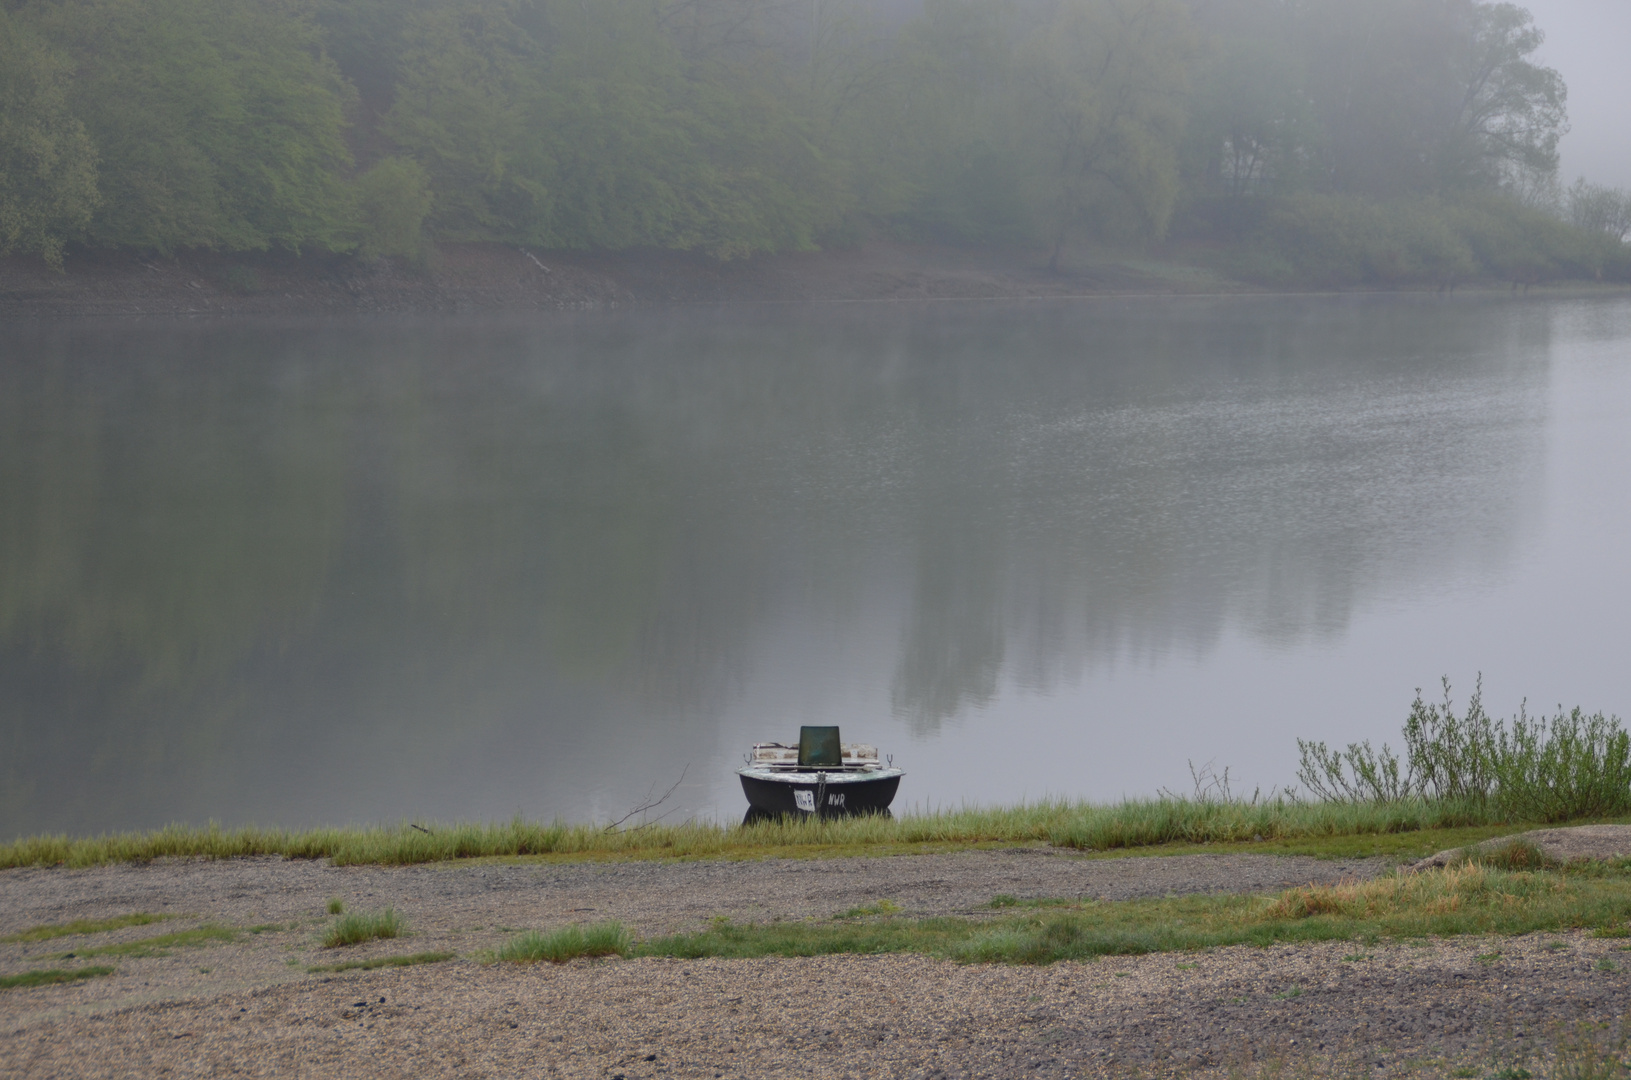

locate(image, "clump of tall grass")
[[499, 922, 630, 963], [322, 908, 403, 948], [1045, 793, 1491, 851], [0, 797, 1524, 867], [1298, 676, 1631, 822], [0, 803, 1075, 869]]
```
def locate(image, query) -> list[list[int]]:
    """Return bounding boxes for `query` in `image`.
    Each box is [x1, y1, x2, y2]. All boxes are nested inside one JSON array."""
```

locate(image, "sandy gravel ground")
[[0, 849, 1385, 942], [7, 933, 1631, 1079], [4, 849, 1626, 1078]]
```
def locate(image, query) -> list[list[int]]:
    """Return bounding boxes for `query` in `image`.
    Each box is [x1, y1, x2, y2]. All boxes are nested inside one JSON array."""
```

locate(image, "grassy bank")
[[476, 855, 1631, 967], [0, 797, 1593, 870], [6, 682, 1621, 869]]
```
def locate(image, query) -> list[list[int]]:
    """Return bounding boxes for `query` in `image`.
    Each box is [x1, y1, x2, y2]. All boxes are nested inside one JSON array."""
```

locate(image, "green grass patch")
[[4, 803, 1602, 870], [2, 913, 175, 943], [326, 898, 344, 915], [0, 965, 117, 990], [498, 923, 631, 963], [840, 899, 902, 918], [636, 862, 1631, 965], [306, 950, 455, 973], [47, 924, 238, 959], [322, 909, 403, 948]]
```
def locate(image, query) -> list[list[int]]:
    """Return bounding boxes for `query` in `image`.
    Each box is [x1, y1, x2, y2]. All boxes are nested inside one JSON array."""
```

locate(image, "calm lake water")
[[4, 296, 1631, 837]]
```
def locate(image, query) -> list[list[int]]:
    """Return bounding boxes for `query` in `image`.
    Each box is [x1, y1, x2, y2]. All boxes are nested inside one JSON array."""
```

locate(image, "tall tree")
[[1295, 0, 1565, 197], [0, 11, 98, 268], [1184, 0, 1319, 201], [24, 0, 355, 253], [1023, 0, 1195, 269]]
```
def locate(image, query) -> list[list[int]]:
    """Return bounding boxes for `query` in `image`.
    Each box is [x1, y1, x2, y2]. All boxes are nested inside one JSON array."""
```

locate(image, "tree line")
[[2, 0, 1627, 284]]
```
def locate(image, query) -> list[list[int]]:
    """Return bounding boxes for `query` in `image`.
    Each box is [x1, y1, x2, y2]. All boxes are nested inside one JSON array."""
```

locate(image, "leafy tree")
[[1435, 1, 1567, 191], [1567, 178, 1631, 242], [23, 0, 355, 253], [382, 0, 555, 242], [873, 0, 1035, 244], [386, 0, 839, 256], [1294, 0, 1565, 197], [0, 0, 1603, 270], [1022, 0, 1195, 268], [0, 11, 98, 268], [1183, 0, 1319, 202], [353, 156, 433, 259]]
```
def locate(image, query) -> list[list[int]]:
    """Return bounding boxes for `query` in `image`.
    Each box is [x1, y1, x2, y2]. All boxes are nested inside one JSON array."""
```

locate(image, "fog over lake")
[[4, 295, 1630, 837]]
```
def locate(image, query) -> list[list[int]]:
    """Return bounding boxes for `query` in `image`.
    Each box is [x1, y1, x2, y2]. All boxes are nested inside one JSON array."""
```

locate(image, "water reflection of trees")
[[0, 301, 1551, 831]]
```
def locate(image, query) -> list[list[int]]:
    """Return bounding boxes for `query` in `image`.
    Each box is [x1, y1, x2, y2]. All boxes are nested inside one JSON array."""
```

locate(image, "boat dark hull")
[[739, 771, 901, 818]]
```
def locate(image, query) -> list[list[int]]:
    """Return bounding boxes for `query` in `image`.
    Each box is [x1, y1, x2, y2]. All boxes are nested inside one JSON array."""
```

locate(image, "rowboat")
[[738, 726, 903, 820]]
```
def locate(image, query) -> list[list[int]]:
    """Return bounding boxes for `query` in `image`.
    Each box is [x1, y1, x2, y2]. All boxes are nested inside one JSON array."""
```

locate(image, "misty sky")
[[1523, 0, 1631, 188]]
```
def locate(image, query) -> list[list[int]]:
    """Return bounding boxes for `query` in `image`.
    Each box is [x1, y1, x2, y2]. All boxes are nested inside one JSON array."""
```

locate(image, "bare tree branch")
[[605, 764, 690, 832]]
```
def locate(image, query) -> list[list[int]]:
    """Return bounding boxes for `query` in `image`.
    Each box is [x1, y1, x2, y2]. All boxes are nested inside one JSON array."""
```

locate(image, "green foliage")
[[1569, 179, 1631, 242], [326, 898, 345, 915], [876, 0, 1035, 244], [322, 908, 403, 948], [382, 0, 835, 257], [1025, 0, 1195, 262], [1046, 794, 1494, 851], [0, 801, 1555, 869], [2, 913, 173, 943], [1209, 0, 1566, 197], [1212, 192, 1630, 287], [0, 9, 98, 268], [499, 922, 630, 963], [353, 156, 432, 260], [17, 0, 355, 254], [0, 0, 1616, 270], [1298, 677, 1631, 821], [0, 966, 116, 990], [379, 0, 553, 243]]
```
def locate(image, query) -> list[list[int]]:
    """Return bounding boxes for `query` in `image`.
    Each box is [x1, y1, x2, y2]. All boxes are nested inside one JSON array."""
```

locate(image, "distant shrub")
[[1214, 193, 1622, 288], [322, 908, 402, 948], [1297, 676, 1631, 822]]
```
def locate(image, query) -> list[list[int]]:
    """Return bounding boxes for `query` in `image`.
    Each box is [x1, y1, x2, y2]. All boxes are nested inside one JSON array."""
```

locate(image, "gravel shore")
[[4, 849, 1627, 1078]]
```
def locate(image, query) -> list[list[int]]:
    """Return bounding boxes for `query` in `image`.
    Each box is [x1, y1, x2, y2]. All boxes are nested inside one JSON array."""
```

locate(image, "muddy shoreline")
[[6, 241, 1623, 321], [5, 849, 1629, 1077], [0, 241, 1251, 319]]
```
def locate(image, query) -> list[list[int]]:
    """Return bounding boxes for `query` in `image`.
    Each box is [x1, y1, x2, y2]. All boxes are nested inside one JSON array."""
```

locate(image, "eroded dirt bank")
[[0, 241, 1238, 318], [6, 849, 1625, 1077]]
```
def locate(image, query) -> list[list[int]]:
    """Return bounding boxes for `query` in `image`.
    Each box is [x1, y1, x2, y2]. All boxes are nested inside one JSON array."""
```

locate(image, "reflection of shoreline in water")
[[0, 298, 1561, 834]]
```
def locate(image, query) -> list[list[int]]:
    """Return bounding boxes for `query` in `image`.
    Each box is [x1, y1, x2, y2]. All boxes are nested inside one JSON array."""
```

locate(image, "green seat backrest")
[[798, 726, 842, 767]]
